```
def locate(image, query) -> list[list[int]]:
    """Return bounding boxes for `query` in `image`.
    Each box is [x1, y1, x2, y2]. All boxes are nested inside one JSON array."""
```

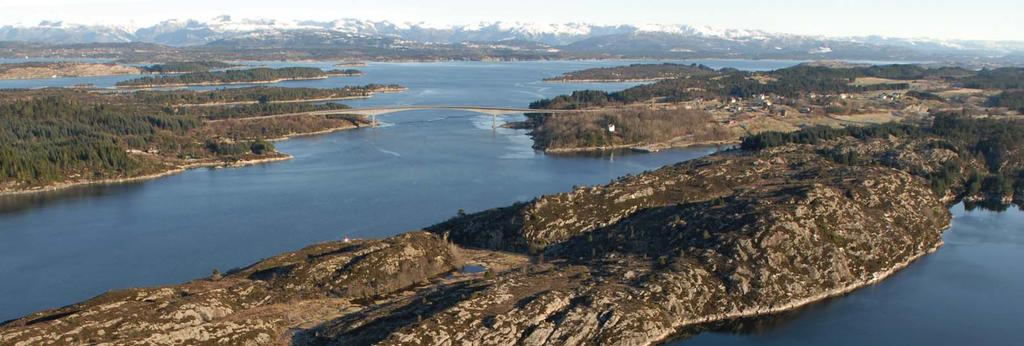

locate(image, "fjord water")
[[0, 61, 1020, 345], [1, 60, 769, 321]]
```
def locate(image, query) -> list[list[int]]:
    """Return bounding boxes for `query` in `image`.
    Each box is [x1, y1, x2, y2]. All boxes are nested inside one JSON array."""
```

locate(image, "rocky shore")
[[2, 129, 990, 345]]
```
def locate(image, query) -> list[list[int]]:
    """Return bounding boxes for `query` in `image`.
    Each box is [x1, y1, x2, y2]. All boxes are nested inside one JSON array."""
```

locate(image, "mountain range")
[[2, 16, 1023, 64]]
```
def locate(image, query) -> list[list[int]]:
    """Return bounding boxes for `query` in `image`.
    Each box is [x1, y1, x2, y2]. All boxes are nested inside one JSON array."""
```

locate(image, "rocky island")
[[3, 114, 1021, 345]]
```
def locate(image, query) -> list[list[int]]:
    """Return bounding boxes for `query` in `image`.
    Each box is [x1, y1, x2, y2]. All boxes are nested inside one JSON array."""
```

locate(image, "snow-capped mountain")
[[1, 16, 1021, 62]]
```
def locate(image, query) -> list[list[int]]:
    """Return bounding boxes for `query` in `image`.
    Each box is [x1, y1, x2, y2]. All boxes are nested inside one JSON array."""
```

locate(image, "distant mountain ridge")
[[2, 16, 1023, 63]]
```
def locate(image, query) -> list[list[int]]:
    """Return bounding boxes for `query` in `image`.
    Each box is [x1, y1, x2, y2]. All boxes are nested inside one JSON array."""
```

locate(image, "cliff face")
[[0, 137, 961, 345]]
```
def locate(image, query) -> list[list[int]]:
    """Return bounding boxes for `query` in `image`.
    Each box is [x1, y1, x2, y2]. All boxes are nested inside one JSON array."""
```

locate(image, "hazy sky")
[[3, 0, 1022, 41]]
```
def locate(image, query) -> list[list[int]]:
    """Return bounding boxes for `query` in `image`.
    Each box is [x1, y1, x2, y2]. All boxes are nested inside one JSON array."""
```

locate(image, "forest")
[[0, 96, 204, 185], [116, 67, 361, 87], [0, 86, 374, 189], [134, 85, 401, 105], [140, 61, 235, 73], [988, 90, 1024, 112], [181, 102, 352, 120]]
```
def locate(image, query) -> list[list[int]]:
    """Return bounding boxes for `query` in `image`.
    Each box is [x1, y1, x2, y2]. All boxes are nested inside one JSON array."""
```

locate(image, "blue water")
[[0, 60, 751, 320]]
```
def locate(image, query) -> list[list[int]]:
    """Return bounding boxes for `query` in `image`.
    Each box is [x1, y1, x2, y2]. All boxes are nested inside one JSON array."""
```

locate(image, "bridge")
[[211, 105, 593, 127]]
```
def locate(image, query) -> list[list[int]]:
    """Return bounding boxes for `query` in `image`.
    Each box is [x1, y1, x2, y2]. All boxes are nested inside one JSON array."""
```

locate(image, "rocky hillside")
[[4, 119, 1019, 345], [0, 62, 141, 79]]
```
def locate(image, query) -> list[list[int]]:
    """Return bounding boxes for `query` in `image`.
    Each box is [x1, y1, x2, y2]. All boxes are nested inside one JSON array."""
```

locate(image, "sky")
[[2, 0, 1022, 41]]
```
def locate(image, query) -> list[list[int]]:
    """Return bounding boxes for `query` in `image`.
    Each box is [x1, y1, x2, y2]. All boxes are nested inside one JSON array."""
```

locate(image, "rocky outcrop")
[[0, 232, 466, 345], [0, 136, 971, 345], [315, 140, 951, 345]]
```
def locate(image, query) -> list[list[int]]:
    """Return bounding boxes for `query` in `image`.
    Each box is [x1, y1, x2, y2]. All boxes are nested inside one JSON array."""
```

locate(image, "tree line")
[[116, 67, 360, 87], [140, 61, 235, 74], [134, 85, 400, 105]]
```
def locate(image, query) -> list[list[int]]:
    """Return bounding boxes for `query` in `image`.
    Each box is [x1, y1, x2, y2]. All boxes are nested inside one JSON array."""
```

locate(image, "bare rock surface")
[[1, 135, 979, 345]]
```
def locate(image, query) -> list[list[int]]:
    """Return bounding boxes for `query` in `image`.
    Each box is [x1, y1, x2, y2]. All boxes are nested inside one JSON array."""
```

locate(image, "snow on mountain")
[[1, 16, 1021, 57]]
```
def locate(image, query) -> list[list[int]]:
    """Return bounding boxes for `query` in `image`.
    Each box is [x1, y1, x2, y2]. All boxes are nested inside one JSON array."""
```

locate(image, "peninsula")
[[0, 83, 404, 195], [115, 67, 363, 88]]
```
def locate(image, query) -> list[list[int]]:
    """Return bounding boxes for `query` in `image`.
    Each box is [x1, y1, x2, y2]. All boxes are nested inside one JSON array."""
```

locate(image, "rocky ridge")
[[0, 132, 1000, 345]]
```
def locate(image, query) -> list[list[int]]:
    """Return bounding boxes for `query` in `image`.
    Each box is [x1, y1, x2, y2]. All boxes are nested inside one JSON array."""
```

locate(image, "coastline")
[[0, 155, 293, 198], [114, 73, 362, 89], [656, 227, 949, 345], [265, 122, 369, 141], [542, 139, 739, 154], [174, 87, 408, 107], [542, 77, 676, 83], [0, 114, 380, 197]]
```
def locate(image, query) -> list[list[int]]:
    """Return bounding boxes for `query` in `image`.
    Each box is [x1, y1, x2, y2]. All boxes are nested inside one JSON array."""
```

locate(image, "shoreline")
[[0, 155, 293, 198], [655, 223, 950, 345], [265, 123, 370, 141], [114, 73, 362, 89], [542, 139, 739, 154], [0, 116, 378, 197], [542, 77, 676, 83], [174, 87, 408, 107]]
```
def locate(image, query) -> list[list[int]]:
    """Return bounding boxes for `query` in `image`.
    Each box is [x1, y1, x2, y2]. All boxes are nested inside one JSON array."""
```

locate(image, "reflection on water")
[[0, 183, 148, 216]]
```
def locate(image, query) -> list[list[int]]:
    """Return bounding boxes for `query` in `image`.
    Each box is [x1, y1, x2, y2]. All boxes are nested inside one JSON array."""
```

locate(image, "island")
[[0, 84, 404, 195], [114, 67, 364, 88], [0, 61, 142, 79], [139, 60, 236, 74], [543, 63, 718, 82], [521, 62, 1024, 153], [134, 84, 406, 106], [2, 114, 1021, 345]]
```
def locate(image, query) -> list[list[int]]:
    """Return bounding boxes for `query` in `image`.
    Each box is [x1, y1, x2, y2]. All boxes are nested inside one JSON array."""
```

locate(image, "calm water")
[[0, 60, 760, 320], [1, 61, 1019, 346]]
